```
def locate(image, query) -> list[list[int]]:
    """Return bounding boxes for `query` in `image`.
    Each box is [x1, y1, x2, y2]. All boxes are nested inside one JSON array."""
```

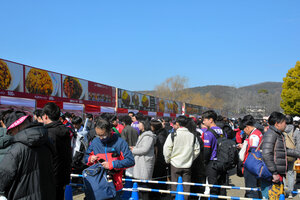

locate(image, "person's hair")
[[135, 112, 145, 121], [5, 111, 32, 134], [33, 109, 43, 118], [176, 115, 188, 127], [240, 115, 255, 129], [202, 110, 217, 122], [0, 109, 14, 122], [65, 112, 72, 118], [285, 115, 293, 125], [268, 112, 286, 126], [163, 117, 171, 123], [72, 116, 82, 125], [139, 119, 151, 132], [86, 113, 93, 120], [100, 113, 117, 127], [42, 102, 60, 121], [128, 112, 135, 116], [150, 119, 163, 132], [122, 115, 132, 126], [216, 115, 224, 122], [95, 118, 111, 133], [186, 118, 197, 133]]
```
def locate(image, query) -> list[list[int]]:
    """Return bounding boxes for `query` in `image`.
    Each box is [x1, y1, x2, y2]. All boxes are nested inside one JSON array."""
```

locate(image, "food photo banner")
[[185, 103, 203, 115], [0, 59, 116, 108], [87, 81, 116, 107], [118, 89, 156, 111], [157, 98, 182, 114]]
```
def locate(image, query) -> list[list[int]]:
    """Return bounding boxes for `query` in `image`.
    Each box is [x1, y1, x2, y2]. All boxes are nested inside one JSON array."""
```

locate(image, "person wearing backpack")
[[163, 115, 200, 200], [202, 110, 238, 199], [238, 115, 263, 198]]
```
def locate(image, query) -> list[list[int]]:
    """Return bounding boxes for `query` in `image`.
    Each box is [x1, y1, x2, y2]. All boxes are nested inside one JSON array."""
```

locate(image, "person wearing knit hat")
[[0, 110, 56, 200]]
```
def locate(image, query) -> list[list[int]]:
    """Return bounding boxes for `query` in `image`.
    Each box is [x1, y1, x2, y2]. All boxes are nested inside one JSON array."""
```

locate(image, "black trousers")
[[171, 165, 191, 200], [244, 167, 262, 198], [56, 185, 65, 200], [206, 161, 227, 200]]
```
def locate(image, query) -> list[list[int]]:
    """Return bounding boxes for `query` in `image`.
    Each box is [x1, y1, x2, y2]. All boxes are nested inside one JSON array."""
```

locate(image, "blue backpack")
[[82, 163, 116, 200]]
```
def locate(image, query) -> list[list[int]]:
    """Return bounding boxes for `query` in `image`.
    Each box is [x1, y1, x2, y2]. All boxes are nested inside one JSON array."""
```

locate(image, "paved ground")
[[73, 174, 299, 199]]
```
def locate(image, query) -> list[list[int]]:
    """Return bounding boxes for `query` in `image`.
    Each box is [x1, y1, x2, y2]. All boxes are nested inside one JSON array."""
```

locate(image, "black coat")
[[0, 123, 56, 200], [153, 128, 168, 178], [45, 121, 72, 186], [262, 125, 300, 175]]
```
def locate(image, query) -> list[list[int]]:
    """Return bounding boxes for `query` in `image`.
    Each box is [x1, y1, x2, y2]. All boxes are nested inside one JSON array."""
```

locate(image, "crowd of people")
[[0, 103, 300, 200]]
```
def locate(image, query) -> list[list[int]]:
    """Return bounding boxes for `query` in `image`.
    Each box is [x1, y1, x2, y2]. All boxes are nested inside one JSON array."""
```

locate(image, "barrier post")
[[175, 176, 184, 200], [65, 184, 73, 200], [130, 182, 139, 200]]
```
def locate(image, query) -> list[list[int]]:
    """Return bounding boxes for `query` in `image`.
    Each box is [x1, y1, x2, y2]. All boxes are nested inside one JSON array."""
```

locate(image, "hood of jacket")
[[45, 120, 69, 137], [139, 130, 157, 143], [285, 124, 294, 134], [13, 123, 50, 147], [0, 127, 13, 149]]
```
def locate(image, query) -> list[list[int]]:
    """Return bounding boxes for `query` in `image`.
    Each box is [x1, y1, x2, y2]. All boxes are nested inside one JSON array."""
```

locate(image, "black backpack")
[[208, 128, 238, 171]]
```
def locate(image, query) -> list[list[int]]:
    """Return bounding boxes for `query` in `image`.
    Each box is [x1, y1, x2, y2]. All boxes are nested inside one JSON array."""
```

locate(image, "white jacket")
[[163, 127, 200, 168]]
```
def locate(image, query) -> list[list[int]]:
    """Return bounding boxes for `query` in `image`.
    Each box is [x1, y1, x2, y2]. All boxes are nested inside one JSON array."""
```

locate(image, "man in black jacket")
[[0, 111, 56, 200], [42, 103, 72, 200], [261, 112, 300, 199]]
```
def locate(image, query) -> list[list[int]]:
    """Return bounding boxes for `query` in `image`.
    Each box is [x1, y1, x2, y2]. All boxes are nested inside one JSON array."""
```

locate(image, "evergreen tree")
[[280, 61, 300, 115]]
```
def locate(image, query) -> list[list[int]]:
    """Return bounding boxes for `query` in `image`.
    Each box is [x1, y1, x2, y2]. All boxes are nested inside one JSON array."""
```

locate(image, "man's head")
[[150, 119, 163, 132], [240, 115, 256, 135], [128, 112, 134, 118], [122, 115, 132, 126], [175, 115, 188, 127], [86, 113, 93, 121], [202, 110, 217, 128], [72, 116, 83, 130], [5, 111, 32, 136], [268, 112, 287, 132], [33, 109, 43, 123], [42, 102, 61, 125], [95, 118, 111, 139]]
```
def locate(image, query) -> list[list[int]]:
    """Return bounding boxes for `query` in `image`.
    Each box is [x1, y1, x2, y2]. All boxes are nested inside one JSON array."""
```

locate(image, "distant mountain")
[[138, 82, 283, 116]]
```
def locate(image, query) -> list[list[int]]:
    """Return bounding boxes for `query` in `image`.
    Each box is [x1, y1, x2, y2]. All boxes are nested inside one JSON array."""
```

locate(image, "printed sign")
[[25, 66, 61, 97], [0, 59, 24, 92], [118, 89, 156, 111], [62, 75, 88, 100]]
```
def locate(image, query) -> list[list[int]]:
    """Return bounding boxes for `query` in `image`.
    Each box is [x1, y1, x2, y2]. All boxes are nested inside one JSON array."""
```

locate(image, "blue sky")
[[1, 1, 299, 91]]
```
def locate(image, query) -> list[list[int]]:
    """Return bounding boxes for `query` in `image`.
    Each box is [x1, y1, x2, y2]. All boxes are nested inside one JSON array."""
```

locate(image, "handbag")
[[244, 140, 272, 180], [269, 182, 284, 200], [82, 163, 116, 200], [238, 140, 248, 161], [284, 132, 296, 162]]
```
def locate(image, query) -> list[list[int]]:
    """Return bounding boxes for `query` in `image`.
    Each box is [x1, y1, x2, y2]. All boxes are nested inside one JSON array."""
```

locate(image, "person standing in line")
[[131, 119, 156, 200], [42, 103, 72, 200], [129, 112, 140, 134], [163, 115, 200, 200], [0, 111, 56, 200], [238, 115, 263, 198], [202, 110, 227, 199], [261, 112, 300, 199]]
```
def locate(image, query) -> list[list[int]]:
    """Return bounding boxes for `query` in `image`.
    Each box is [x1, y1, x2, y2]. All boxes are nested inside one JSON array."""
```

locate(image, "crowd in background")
[[0, 103, 300, 200]]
